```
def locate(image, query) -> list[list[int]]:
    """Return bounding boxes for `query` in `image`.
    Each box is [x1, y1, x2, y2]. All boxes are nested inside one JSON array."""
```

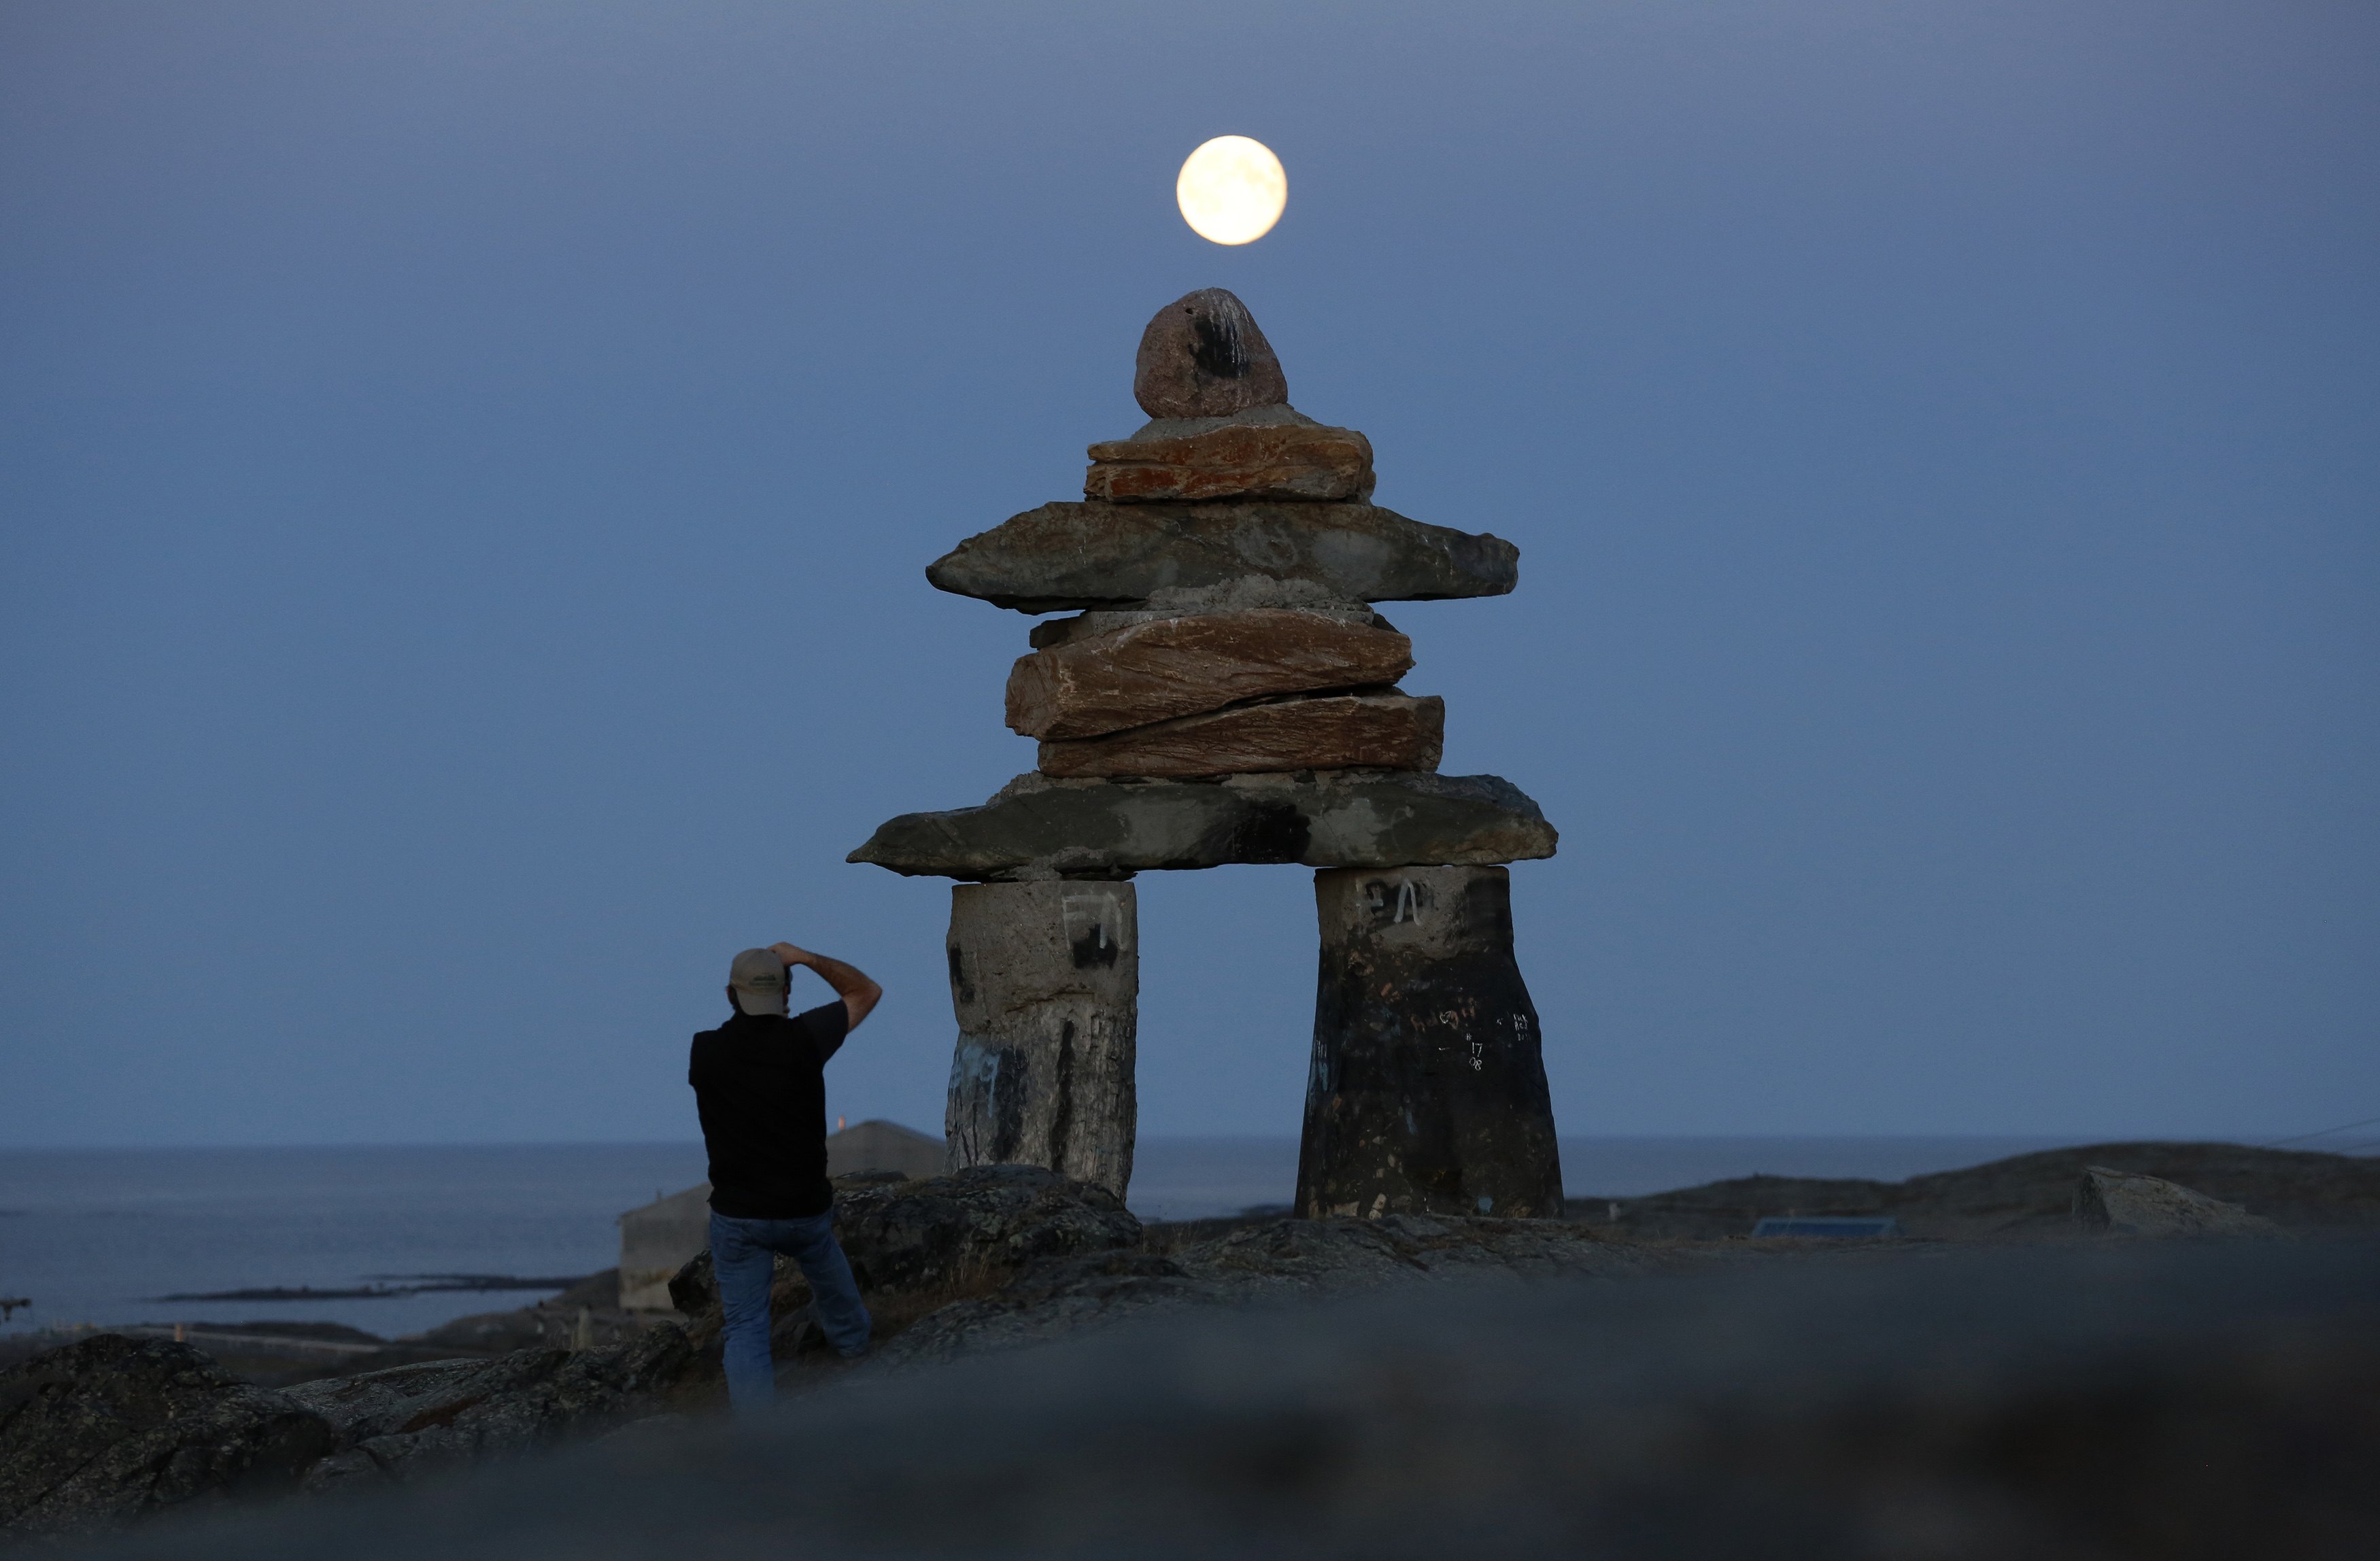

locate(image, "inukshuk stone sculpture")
[[852, 288, 1563, 1218]]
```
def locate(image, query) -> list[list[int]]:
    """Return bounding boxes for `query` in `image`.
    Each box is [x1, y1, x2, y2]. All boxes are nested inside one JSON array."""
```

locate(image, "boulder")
[[287, 1326, 692, 1491], [288, 1352, 573, 1448], [1038, 692, 1444, 778], [874, 1251, 1212, 1369], [0, 1334, 337, 1539], [131, 1241, 2380, 1561], [1005, 608, 1415, 740], [2074, 1166, 2282, 1237], [666, 1166, 1145, 1332], [926, 500, 1518, 612], [849, 770, 1558, 880], [1086, 416, 1374, 504], [1132, 288, 1289, 418]]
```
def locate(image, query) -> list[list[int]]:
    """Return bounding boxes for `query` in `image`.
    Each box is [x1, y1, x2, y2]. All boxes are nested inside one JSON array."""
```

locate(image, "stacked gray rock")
[[852, 289, 1562, 1216]]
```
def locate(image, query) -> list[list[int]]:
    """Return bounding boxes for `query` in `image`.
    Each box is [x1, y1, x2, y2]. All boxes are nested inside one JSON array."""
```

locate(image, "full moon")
[[1176, 136, 1287, 245]]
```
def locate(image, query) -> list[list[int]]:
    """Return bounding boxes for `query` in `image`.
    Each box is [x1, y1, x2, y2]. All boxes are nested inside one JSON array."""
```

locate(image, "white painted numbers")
[[1061, 891, 1124, 952], [1365, 877, 1425, 925]]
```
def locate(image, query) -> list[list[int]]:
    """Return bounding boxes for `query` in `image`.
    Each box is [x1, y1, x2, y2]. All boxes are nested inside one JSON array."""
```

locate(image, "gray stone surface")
[[849, 770, 1557, 881], [1132, 288, 1289, 418], [945, 882, 1138, 1197], [1299, 867, 1564, 1220], [0, 1335, 336, 1539], [665, 1167, 1146, 1369], [94, 1240, 2380, 1560], [285, 1326, 692, 1492], [925, 501, 1518, 612], [2075, 1165, 2283, 1237]]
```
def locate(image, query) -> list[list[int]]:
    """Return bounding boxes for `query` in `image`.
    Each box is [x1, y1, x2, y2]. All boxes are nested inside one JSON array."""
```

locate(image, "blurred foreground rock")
[[84, 1238, 2380, 1561], [20, 1151, 2380, 1553]]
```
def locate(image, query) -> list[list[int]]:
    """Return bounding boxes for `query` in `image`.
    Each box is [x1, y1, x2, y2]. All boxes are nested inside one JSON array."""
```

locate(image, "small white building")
[[825, 1118, 947, 1182], [616, 1120, 946, 1311]]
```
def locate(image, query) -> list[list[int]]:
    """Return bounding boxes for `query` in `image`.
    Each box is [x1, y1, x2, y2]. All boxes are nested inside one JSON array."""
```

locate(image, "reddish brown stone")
[[1005, 611, 1415, 741], [1037, 693, 1444, 779], [1134, 289, 1289, 419], [1086, 422, 1375, 504]]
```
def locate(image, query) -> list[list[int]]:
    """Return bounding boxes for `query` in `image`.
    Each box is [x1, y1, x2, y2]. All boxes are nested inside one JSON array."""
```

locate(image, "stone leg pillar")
[[1297, 865, 1562, 1220], [944, 880, 1138, 1199]]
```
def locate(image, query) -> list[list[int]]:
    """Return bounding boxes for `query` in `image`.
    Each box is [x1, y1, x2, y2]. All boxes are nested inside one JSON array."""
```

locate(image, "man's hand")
[[769, 942, 882, 1031]]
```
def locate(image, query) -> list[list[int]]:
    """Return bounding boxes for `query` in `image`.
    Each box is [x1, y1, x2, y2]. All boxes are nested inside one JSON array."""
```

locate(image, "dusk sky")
[[5, 1, 2374, 1149]]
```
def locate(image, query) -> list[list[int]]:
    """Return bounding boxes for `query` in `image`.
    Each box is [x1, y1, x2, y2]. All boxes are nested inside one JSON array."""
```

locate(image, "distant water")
[[0, 1134, 2194, 1338], [0, 1144, 709, 1340]]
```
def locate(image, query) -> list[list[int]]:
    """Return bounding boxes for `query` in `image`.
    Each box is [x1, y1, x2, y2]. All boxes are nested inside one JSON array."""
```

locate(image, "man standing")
[[688, 941, 883, 1413]]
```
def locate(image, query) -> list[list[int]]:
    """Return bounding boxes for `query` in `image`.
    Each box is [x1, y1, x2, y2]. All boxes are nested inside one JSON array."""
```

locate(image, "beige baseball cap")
[[728, 948, 789, 1016]]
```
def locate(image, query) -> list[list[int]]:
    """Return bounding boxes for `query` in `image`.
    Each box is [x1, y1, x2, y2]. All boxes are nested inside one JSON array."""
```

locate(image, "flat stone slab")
[[1006, 608, 1414, 740], [849, 770, 1555, 880], [926, 502, 1519, 613], [1038, 693, 1443, 779], [1085, 419, 1374, 504]]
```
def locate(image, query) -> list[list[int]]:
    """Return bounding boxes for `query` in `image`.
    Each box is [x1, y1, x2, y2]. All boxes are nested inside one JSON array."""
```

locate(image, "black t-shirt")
[[687, 1001, 849, 1219]]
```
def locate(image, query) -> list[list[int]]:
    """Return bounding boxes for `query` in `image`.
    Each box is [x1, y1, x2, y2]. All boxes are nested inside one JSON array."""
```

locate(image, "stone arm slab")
[[1006, 609, 1416, 740], [925, 502, 1520, 613], [1036, 692, 1444, 779], [847, 771, 1557, 881], [1085, 422, 1375, 504]]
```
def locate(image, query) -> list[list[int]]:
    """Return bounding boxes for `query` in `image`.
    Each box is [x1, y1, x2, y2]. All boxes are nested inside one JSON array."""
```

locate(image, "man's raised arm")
[[768, 942, 883, 1031]]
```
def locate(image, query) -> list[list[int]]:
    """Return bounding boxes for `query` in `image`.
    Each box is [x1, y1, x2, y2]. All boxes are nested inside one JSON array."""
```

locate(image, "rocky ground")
[[4, 1142, 2374, 1551], [1588, 1139, 2380, 1241], [0, 1269, 647, 1390]]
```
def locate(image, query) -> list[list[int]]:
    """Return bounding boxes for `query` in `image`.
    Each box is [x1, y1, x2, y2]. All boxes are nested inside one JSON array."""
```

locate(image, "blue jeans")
[[709, 1208, 872, 1414]]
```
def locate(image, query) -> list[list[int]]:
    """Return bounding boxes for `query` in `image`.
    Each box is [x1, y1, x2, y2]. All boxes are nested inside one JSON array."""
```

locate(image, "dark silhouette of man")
[[687, 941, 883, 1413]]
